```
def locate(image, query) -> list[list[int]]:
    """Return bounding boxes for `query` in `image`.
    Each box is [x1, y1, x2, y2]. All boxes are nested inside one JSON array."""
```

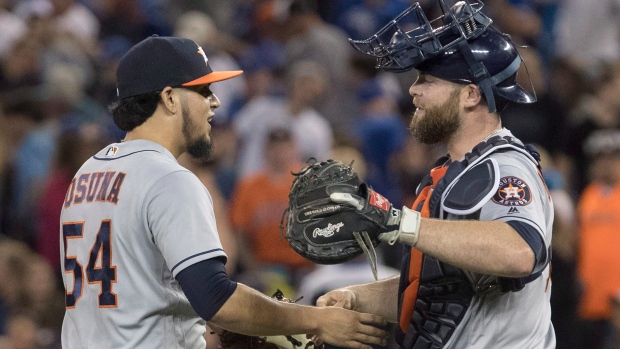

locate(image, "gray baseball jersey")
[[443, 129, 555, 348], [60, 140, 227, 349]]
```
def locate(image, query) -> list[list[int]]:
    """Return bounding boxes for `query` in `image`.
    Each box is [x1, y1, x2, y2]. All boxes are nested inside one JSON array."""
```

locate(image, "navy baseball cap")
[[116, 35, 243, 99]]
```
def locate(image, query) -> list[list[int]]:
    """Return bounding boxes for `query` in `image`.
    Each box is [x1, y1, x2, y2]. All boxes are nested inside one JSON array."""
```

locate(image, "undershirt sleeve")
[[506, 220, 547, 273], [175, 257, 238, 321]]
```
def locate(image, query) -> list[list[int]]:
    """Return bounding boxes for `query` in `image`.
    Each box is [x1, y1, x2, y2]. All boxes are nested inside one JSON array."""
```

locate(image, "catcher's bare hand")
[[311, 306, 388, 349], [316, 289, 357, 310]]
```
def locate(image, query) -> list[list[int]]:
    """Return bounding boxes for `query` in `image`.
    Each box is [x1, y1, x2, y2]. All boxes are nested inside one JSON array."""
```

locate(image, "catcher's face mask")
[[348, 0, 491, 73], [348, 0, 536, 113]]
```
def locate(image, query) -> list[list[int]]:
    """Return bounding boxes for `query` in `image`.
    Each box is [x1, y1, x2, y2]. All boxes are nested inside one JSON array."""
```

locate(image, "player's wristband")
[[397, 206, 422, 246]]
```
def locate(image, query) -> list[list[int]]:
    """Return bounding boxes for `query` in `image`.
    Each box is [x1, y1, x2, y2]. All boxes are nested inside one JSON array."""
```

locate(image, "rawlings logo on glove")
[[281, 159, 398, 279], [312, 222, 345, 238]]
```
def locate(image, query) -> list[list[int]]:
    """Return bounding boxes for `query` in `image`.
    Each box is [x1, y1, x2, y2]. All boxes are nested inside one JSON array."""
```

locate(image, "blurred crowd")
[[0, 0, 619, 348]]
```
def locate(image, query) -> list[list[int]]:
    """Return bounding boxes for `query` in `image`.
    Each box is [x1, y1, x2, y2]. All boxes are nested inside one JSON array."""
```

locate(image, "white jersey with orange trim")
[[60, 140, 227, 349]]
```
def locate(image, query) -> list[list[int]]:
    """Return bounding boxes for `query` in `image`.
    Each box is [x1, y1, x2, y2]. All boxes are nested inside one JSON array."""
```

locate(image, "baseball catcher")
[[281, 159, 421, 279]]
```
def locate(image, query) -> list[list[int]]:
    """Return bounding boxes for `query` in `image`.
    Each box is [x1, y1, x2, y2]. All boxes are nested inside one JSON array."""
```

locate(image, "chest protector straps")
[[395, 135, 544, 349]]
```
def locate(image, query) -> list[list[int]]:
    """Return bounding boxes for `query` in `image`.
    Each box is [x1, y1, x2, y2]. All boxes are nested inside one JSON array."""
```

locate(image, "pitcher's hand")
[[311, 306, 388, 349]]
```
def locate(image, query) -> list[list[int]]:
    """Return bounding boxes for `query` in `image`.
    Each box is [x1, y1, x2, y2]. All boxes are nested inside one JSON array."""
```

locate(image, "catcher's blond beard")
[[409, 87, 462, 145]]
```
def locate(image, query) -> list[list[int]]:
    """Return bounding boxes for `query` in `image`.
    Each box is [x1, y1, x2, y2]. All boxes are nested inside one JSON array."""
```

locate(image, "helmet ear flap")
[[490, 90, 510, 112]]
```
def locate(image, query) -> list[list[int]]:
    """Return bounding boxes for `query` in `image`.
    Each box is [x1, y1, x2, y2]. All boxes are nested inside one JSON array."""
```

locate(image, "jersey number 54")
[[63, 220, 118, 309]]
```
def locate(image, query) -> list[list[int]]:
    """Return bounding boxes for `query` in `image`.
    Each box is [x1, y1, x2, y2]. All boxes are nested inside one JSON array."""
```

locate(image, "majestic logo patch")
[[492, 176, 532, 206], [313, 222, 344, 238], [369, 190, 389, 211], [105, 146, 119, 157]]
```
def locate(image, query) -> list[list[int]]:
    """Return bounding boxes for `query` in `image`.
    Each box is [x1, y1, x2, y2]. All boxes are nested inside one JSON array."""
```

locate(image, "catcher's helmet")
[[348, 0, 535, 112]]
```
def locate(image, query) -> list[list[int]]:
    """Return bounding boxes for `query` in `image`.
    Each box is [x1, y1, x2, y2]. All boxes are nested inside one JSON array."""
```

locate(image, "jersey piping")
[[93, 149, 161, 161], [170, 248, 225, 274]]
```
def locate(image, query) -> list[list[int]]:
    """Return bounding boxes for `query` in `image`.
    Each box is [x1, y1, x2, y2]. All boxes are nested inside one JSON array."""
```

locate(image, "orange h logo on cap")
[[197, 46, 209, 66]]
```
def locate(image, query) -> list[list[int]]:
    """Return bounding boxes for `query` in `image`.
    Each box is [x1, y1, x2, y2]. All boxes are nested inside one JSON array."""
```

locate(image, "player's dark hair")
[[109, 90, 161, 131]]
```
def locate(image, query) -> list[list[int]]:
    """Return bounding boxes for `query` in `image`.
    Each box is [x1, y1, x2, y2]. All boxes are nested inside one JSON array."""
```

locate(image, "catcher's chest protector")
[[395, 135, 544, 349]]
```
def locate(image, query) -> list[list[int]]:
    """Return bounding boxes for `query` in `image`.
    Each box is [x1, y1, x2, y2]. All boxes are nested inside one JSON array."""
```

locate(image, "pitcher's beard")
[[182, 102, 214, 160], [187, 137, 213, 160], [409, 89, 461, 145]]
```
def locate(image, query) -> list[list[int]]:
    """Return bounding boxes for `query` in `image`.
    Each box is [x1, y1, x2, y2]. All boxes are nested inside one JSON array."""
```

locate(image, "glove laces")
[[352, 231, 379, 281]]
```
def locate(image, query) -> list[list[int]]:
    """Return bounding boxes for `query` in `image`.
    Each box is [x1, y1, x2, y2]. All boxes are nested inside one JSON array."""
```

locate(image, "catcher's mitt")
[[217, 290, 323, 349], [281, 159, 396, 279]]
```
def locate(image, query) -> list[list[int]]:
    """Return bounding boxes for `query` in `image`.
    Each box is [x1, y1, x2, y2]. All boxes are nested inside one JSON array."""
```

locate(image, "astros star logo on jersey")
[[492, 176, 532, 206]]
